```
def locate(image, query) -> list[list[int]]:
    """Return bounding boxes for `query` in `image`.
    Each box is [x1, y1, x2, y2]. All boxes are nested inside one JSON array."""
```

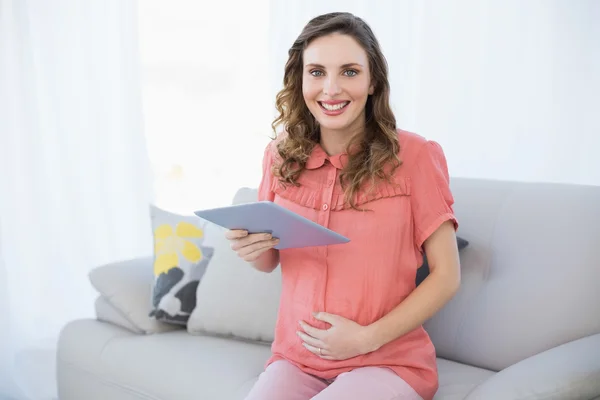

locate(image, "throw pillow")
[[416, 236, 469, 286], [89, 256, 182, 334], [149, 205, 214, 325], [187, 220, 282, 343]]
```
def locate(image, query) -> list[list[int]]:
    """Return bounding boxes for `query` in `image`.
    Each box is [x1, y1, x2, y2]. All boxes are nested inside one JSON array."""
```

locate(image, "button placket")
[[318, 169, 335, 228], [319, 166, 337, 315]]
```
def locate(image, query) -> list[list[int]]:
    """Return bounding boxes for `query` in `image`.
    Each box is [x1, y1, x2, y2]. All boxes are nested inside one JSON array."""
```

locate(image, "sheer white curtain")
[[0, 1, 153, 399], [269, 0, 600, 186], [137, 0, 273, 214]]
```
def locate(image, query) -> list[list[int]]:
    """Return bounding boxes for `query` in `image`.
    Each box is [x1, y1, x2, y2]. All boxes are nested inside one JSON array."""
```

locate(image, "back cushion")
[[425, 178, 600, 371]]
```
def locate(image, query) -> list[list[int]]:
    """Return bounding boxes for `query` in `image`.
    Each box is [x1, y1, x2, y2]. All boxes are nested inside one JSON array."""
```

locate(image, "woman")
[[226, 12, 461, 400]]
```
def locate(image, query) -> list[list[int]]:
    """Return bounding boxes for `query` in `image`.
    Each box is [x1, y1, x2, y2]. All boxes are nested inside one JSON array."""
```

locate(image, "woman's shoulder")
[[261, 132, 287, 164], [265, 130, 292, 152], [396, 128, 447, 174], [397, 128, 428, 157]]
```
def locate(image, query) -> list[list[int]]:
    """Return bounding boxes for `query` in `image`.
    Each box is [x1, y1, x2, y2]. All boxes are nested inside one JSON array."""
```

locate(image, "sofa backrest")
[[425, 177, 600, 371], [232, 178, 600, 372]]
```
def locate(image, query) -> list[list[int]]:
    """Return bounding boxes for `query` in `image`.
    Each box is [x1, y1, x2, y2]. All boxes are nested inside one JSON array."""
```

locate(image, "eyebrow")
[[304, 63, 364, 69]]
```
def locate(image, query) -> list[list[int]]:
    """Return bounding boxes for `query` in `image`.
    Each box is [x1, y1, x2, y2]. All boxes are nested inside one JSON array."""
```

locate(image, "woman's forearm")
[[251, 248, 280, 273], [365, 268, 460, 352]]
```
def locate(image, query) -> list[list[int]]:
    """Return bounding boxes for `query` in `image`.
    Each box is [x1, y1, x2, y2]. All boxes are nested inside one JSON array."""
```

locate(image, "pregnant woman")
[[226, 12, 461, 400]]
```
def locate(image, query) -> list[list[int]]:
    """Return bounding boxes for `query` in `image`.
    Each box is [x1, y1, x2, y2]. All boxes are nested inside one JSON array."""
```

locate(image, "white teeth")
[[321, 101, 349, 111]]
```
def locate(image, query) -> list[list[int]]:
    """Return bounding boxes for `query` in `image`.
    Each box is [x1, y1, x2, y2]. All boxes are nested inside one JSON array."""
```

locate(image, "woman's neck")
[[319, 126, 363, 156]]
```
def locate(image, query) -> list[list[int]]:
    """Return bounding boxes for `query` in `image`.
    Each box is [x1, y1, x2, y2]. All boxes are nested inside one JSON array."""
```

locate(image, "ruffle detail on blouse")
[[272, 176, 411, 211]]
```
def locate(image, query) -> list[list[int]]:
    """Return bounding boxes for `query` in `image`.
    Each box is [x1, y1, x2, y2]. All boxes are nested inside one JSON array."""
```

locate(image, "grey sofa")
[[56, 177, 600, 400]]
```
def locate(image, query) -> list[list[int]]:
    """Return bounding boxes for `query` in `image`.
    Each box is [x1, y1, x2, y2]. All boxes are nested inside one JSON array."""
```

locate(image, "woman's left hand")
[[297, 312, 377, 361]]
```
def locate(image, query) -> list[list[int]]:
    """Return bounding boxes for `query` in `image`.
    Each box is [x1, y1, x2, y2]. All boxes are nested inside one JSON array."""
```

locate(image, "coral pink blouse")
[[257, 129, 458, 400]]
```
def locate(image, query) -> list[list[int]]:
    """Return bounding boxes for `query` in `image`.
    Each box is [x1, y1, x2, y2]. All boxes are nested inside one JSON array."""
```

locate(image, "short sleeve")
[[257, 142, 275, 202], [410, 141, 458, 251]]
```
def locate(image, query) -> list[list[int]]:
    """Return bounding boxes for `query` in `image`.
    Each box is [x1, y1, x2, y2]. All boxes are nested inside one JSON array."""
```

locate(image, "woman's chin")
[[317, 117, 352, 132]]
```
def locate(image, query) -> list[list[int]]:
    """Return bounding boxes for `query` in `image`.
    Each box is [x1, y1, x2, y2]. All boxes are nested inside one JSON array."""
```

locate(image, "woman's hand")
[[296, 312, 376, 361], [225, 230, 279, 262]]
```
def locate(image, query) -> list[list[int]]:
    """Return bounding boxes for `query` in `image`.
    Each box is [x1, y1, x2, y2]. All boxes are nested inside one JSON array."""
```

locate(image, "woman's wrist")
[[363, 322, 385, 353]]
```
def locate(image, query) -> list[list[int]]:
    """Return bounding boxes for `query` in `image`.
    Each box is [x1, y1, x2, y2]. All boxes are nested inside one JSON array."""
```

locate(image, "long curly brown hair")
[[271, 12, 401, 210]]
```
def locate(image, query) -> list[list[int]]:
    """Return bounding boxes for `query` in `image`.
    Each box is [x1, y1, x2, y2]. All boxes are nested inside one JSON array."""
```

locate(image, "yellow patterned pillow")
[[149, 205, 214, 325]]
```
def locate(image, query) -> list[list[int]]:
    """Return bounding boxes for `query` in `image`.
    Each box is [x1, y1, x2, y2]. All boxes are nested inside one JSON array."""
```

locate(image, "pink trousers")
[[244, 360, 423, 400]]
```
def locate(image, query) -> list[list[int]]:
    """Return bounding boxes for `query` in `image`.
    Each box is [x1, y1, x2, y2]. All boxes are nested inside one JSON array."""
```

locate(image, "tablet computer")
[[194, 201, 350, 250]]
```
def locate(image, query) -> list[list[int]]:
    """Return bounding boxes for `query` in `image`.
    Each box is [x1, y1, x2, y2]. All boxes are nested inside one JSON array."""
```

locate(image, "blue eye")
[[310, 70, 324, 77], [344, 70, 358, 77]]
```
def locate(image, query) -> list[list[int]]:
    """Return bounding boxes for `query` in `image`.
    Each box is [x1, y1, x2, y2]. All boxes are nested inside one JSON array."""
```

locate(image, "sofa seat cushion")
[[435, 358, 495, 399], [57, 319, 495, 400], [57, 319, 272, 400]]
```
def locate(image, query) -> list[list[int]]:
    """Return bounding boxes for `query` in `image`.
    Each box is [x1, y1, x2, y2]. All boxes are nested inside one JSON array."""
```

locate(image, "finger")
[[299, 320, 327, 340], [241, 241, 279, 262], [296, 330, 326, 349], [301, 342, 326, 356], [239, 247, 267, 263], [302, 343, 336, 360], [238, 238, 279, 260], [230, 232, 273, 251], [225, 230, 248, 240], [312, 312, 340, 326]]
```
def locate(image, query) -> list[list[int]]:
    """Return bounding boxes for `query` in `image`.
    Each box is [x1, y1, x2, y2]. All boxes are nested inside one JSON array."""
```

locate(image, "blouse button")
[[322, 204, 329, 211]]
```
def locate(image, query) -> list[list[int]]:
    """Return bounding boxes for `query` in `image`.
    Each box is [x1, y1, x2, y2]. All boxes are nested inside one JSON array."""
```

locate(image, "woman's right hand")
[[225, 230, 280, 262]]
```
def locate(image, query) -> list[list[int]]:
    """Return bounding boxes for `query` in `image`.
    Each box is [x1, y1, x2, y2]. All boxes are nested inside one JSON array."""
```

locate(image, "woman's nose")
[[323, 77, 341, 96]]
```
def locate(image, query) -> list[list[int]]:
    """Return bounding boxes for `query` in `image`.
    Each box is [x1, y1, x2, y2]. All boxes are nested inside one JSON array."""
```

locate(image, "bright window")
[[138, 0, 273, 213]]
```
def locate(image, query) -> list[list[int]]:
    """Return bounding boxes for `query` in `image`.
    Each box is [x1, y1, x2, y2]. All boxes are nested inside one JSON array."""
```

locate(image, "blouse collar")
[[305, 143, 348, 170]]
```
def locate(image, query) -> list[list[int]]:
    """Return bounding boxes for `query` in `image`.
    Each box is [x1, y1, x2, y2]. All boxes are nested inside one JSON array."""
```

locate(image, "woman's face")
[[302, 33, 374, 139]]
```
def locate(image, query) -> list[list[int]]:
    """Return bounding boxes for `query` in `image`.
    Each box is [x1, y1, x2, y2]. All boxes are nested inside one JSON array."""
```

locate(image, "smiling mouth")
[[318, 101, 350, 112]]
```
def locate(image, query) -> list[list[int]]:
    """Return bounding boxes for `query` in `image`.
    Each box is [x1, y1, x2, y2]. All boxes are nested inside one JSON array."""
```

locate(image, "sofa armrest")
[[465, 333, 600, 400], [94, 295, 144, 334], [89, 256, 181, 334]]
